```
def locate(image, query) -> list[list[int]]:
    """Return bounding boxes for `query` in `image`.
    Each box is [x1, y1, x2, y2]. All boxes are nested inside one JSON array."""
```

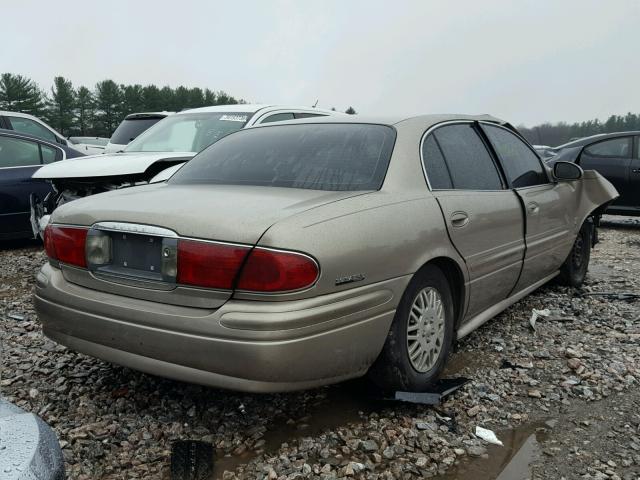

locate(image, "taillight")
[[176, 239, 250, 289], [44, 225, 88, 268], [237, 248, 319, 292]]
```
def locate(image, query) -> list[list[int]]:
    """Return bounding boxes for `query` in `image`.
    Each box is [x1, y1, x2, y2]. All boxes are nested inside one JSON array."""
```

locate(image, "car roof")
[[245, 113, 508, 129], [178, 104, 339, 116], [556, 131, 640, 149], [0, 110, 41, 119]]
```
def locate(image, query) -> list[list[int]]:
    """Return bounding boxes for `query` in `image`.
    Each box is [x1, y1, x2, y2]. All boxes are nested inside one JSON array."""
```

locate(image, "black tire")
[[557, 220, 592, 287], [368, 265, 455, 392]]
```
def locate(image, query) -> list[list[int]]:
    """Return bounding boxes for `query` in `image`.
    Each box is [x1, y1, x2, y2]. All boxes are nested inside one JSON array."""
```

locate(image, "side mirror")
[[553, 161, 583, 181]]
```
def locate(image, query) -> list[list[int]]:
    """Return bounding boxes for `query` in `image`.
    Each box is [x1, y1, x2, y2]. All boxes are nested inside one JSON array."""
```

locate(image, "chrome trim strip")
[[91, 222, 178, 237]]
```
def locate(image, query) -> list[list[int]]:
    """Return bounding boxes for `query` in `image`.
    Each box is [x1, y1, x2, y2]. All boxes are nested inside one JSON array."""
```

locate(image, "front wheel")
[[557, 220, 592, 287], [368, 265, 454, 392]]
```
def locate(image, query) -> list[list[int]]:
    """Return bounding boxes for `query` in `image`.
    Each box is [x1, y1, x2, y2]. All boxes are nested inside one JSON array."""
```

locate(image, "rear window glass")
[[110, 118, 163, 145], [170, 124, 396, 191]]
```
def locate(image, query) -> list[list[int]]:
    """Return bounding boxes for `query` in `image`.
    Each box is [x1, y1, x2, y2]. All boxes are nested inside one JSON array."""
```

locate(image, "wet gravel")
[[0, 216, 639, 480]]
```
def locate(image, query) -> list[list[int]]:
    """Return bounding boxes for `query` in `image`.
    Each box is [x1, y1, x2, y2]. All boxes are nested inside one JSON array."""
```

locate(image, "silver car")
[[34, 115, 617, 392]]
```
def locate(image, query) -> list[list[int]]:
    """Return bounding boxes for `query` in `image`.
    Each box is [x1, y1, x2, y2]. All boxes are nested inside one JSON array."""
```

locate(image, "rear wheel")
[[557, 220, 592, 287], [368, 265, 454, 392]]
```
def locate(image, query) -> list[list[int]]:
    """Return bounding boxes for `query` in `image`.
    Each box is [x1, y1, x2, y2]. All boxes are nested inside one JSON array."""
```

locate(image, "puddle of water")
[[444, 350, 495, 377], [436, 422, 548, 480], [212, 381, 381, 478]]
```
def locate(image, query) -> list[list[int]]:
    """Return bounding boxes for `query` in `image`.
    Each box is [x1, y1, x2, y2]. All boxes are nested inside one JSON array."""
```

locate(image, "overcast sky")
[[3, 0, 639, 126]]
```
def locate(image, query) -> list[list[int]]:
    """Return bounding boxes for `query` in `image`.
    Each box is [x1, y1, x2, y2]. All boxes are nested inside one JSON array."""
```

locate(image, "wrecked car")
[[30, 104, 338, 235], [33, 115, 617, 393], [547, 131, 640, 216]]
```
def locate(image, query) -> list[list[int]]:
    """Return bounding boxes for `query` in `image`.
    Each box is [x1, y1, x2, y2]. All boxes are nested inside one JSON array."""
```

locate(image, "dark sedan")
[[548, 131, 640, 216], [0, 129, 84, 240]]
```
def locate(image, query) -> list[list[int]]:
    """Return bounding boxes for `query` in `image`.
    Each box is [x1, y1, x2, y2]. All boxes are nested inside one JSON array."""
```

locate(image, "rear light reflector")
[[44, 225, 88, 268], [176, 239, 250, 289], [237, 248, 319, 292]]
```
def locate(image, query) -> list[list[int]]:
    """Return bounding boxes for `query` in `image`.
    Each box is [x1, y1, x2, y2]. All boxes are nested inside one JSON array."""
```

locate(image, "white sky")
[[3, 0, 639, 126]]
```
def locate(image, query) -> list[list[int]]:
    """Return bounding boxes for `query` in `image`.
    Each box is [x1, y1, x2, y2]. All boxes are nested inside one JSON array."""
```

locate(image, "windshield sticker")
[[220, 115, 248, 122]]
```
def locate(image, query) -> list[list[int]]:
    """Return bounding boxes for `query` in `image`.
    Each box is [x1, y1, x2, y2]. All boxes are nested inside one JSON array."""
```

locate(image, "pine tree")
[[75, 86, 95, 136], [142, 85, 162, 111], [345, 106, 357, 115], [94, 80, 122, 136], [0, 73, 46, 115], [46, 76, 76, 136]]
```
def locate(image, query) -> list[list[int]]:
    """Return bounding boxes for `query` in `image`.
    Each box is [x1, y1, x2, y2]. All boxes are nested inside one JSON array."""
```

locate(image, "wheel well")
[[416, 257, 465, 329]]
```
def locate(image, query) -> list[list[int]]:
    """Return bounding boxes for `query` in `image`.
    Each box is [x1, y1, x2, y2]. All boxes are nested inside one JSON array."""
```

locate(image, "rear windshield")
[[170, 123, 396, 191], [125, 112, 251, 153], [110, 118, 164, 145]]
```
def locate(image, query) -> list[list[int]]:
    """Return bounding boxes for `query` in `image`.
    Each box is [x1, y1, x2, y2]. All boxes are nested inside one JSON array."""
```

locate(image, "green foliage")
[[519, 113, 640, 146], [0, 72, 243, 137], [75, 86, 95, 136], [0, 73, 46, 115], [46, 76, 76, 136]]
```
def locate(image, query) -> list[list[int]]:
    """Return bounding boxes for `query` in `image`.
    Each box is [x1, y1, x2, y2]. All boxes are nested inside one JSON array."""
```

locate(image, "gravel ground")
[[0, 216, 639, 480]]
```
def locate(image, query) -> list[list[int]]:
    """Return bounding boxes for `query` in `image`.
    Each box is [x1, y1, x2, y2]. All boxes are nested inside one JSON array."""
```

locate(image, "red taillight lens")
[[176, 239, 250, 289], [237, 248, 319, 292], [44, 225, 88, 268]]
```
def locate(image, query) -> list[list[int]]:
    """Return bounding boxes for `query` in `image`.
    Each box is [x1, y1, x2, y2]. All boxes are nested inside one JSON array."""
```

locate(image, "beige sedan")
[[34, 114, 617, 392]]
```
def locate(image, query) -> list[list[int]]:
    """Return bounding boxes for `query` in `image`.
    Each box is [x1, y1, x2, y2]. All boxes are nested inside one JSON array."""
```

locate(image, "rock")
[[528, 389, 542, 398], [467, 445, 487, 457], [382, 446, 395, 460], [360, 439, 379, 452], [467, 405, 481, 417], [568, 358, 582, 370]]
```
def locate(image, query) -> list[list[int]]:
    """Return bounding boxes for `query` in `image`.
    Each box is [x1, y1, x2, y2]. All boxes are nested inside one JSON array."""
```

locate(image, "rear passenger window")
[[583, 137, 631, 158], [421, 135, 452, 189], [41, 144, 59, 163], [432, 124, 503, 190], [482, 124, 548, 188], [294, 112, 327, 119], [0, 136, 41, 167], [261, 113, 295, 123]]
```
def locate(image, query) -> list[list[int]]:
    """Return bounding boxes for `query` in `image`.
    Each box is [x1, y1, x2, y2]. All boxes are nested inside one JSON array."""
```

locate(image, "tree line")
[[518, 112, 640, 147], [0, 73, 246, 137], [0, 73, 358, 139]]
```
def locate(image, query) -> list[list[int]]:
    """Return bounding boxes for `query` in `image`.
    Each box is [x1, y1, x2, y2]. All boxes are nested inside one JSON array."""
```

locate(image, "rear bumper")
[[35, 263, 406, 392]]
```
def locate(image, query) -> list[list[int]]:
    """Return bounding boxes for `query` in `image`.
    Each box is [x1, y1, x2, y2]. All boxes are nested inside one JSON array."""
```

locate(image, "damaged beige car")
[[34, 115, 617, 392]]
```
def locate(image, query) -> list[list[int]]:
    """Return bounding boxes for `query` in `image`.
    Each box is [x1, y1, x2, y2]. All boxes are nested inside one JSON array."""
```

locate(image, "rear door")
[[578, 136, 632, 208], [421, 122, 525, 318], [0, 135, 58, 237], [480, 123, 575, 292], [631, 137, 640, 209]]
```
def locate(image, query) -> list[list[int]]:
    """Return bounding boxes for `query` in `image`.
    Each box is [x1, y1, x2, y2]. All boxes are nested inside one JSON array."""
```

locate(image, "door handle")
[[527, 202, 540, 214], [450, 211, 469, 228]]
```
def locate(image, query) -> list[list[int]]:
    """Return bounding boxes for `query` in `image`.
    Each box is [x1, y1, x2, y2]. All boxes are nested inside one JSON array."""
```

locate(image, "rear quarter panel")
[[237, 191, 467, 305]]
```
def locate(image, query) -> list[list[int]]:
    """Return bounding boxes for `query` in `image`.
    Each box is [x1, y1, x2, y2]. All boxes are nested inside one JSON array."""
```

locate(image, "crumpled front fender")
[[575, 169, 619, 220]]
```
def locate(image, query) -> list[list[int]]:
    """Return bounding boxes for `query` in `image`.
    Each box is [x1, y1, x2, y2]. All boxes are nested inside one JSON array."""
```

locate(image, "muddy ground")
[[1, 216, 639, 480]]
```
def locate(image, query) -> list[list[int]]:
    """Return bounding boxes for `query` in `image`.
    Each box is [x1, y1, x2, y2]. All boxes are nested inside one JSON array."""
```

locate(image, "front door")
[[0, 135, 53, 238], [480, 123, 575, 292], [579, 136, 632, 208], [421, 123, 525, 318]]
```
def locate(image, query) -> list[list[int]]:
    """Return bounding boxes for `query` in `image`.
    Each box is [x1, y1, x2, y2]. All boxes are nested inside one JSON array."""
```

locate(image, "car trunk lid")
[[51, 184, 368, 307]]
